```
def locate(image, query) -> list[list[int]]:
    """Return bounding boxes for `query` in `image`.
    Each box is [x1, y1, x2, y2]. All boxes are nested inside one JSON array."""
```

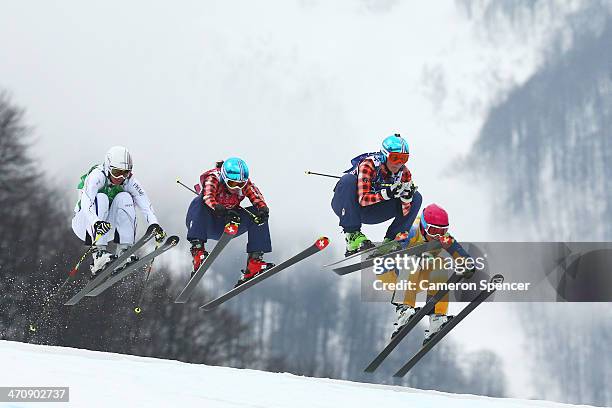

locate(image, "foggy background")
[[1, 1, 611, 406]]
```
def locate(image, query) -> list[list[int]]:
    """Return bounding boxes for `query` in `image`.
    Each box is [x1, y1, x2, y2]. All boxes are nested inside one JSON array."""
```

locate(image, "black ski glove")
[[380, 183, 402, 200], [399, 182, 416, 202], [212, 204, 227, 218], [150, 223, 166, 243], [93, 220, 112, 236], [382, 181, 416, 201], [225, 209, 241, 224], [255, 206, 269, 225]]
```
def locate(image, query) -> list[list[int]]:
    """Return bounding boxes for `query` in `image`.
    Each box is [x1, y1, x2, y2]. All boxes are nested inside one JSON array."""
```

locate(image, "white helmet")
[[104, 146, 133, 179]]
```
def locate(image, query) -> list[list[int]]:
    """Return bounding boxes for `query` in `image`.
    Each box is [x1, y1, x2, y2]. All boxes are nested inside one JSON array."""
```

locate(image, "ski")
[[85, 235, 180, 297], [393, 274, 504, 377], [200, 237, 330, 311], [364, 272, 463, 373], [64, 224, 159, 306], [323, 233, 410, 268], [174, 222, 239, 304], [333, 240, 441, 276]]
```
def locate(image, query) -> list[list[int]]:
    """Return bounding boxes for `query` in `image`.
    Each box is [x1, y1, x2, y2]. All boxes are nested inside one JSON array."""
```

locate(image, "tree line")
[[0, 91, 506, 397]]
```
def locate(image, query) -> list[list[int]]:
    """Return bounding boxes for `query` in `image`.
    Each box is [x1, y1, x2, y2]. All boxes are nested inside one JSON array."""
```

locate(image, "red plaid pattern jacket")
[[196, 169, 267, 210], [357, 158, 413, 215]]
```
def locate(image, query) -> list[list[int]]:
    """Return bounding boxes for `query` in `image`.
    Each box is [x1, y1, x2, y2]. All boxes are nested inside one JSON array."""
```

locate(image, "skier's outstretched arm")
[[125, 177, 159, 226]]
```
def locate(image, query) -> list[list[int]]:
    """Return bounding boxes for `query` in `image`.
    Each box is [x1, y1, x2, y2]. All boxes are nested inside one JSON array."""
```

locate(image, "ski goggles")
[[421, 217, 449, 238], [109, 167, 132, 180], [226, 179, 247, 189], [424, 224, 448, 238], [387, 152, 409, 165]]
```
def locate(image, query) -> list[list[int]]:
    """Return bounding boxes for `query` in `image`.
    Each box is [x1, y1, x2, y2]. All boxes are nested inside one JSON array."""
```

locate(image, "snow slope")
[[0, 341, 597, 408]]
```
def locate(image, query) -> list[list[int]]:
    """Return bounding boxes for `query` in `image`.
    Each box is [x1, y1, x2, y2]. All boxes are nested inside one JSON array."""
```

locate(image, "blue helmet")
[[220, 157, 249, 188], [380, 134, 409, 164]]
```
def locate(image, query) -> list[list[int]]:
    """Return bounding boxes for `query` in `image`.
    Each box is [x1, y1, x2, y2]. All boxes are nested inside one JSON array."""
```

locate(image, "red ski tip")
[[315, 237, 330, 251], [224, 222, 239, 235], [395, 231, 408, 241], [68, 268, 78, 277]]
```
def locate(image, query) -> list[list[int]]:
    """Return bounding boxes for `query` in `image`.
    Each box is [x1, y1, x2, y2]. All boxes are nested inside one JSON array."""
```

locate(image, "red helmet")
[[420, 204, 449, 238]]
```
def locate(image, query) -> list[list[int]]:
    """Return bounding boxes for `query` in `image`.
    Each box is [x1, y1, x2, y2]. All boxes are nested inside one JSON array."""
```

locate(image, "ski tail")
[[85, 235, 179, 297], [174, 221, 239, 304], [364, 272, 463, 373], [200, 237, 330, 311], [323, 238, 393, 267], [333, 241, 441, 276], [64, 224, 159, 306], [392, 274, 504, 377]]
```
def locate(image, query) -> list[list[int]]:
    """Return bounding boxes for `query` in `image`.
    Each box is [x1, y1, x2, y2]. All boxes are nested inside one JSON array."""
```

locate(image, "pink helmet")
[[420, 204, 449, 238]]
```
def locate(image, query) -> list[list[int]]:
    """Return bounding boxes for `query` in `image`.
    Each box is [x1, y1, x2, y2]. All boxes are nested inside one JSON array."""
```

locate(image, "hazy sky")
[[0, 1, 535, 239], [0, 0, 553, 397]]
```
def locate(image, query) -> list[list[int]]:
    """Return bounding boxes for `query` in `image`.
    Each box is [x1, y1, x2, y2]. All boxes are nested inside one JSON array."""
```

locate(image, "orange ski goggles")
[[387, 152, 409, 165]]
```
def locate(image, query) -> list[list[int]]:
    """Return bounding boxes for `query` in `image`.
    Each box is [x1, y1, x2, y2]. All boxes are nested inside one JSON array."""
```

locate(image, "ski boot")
[[344, 230, 375, 257], [371, 232, 407, 258], [90, 245, 116, 278], [190, 240, 209, 279], [235, 253, 275, 287], [113, 244, 139, 275], [423, 313, 452, 345], [391, 303, 416, 338]]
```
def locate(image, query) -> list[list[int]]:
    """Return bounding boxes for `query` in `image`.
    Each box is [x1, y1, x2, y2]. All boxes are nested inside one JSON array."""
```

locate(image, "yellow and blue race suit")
[[376, 216, 471, 315]]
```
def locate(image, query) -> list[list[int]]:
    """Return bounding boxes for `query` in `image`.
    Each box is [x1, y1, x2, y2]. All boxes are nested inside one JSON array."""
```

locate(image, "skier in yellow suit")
[[376, 204, 475, 342]]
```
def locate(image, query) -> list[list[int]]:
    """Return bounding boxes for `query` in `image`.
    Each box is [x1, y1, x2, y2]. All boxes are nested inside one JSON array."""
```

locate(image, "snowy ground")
[[0, 341, 597, 408]]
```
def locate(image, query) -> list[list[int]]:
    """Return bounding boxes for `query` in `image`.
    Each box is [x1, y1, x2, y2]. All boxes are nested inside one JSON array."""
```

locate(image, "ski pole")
[[29, 233, 103, 332], [68, 233, 103, 278], [133, 241, 160, 315], [304, 170, 341, 179], [176, 178, 261, 223], [176, 178, 198, 194], [130, 246, 157, 345], [305, 170, 402, 187], [304, 170, 412, 190]]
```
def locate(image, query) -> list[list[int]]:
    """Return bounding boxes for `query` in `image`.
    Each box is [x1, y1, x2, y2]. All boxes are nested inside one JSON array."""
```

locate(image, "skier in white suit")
[[72, 146, 165, 277]]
